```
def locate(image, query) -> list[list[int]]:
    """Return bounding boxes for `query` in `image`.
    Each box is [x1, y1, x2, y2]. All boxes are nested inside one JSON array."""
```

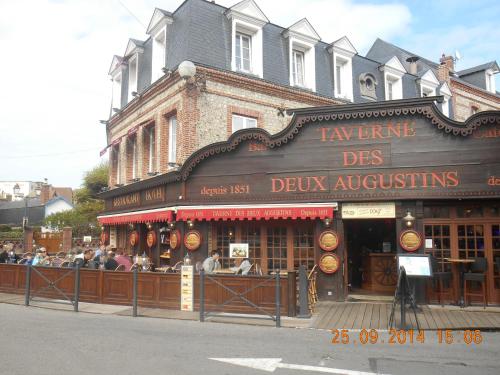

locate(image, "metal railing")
[[24, 263, 81, 311], [199, 269, 282, 327]]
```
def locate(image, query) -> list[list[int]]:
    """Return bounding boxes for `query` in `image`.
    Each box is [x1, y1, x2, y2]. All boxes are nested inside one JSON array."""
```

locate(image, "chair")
[[195, 261, 202, 273], [463, 257, 488, 308], [429, 256, 453, 306], [307, 265, 318, 312], [254, 263, 263, 276], [172, 261, 183, 271], [50, 257, 64, 267], [115, 264, 126, 271]]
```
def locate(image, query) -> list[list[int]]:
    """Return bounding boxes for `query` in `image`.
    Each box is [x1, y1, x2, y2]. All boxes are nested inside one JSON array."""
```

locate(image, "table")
[[213, 268, 237, 274], [444, 258, 475, 307]]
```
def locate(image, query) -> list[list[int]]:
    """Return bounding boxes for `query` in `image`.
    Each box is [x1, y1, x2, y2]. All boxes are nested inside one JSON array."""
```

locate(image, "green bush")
[[0, 231, 23, 239], [0, 225, 12, 232]]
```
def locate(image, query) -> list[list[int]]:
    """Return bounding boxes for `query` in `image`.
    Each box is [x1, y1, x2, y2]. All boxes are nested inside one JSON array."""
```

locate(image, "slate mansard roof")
[[110, 0, 499, 109]]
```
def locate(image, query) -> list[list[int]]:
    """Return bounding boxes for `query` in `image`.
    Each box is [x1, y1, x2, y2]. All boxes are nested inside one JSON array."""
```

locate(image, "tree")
[[44, 162, 108, 238]]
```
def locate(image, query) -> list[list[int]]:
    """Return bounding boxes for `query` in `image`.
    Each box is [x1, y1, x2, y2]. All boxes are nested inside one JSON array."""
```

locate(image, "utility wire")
[[118, 0, 147, 28]]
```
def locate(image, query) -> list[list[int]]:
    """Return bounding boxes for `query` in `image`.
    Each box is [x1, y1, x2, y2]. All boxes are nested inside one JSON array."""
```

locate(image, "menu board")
[[109, 227, 117, 248], [181, 265, 194, 311], [397, 254, 432, 277]]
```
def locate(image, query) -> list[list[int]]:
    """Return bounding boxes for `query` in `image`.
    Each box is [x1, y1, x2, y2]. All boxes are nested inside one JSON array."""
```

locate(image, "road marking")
[[209, 358, 388, 374]]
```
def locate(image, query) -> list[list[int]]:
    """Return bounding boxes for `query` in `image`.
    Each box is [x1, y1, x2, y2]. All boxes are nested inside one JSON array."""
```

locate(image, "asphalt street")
[[0, 303, 499, 375]]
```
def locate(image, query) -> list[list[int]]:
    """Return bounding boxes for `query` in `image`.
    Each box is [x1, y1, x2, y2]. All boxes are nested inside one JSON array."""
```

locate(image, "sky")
[[0, 0, 498, 189]]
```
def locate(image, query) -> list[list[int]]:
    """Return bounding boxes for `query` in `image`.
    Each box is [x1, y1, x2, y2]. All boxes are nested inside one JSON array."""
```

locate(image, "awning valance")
[[97, 208, 173, 225], [176, 203, 337, 221]]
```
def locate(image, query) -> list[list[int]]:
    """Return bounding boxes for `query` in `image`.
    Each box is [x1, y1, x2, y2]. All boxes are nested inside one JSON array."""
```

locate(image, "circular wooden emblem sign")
[[318, 230, 339, 252], [184, 230, 202, 252], [400, 230, 422, 252], [129, 230, 139, 247], [146, 230, 157, 248], [170, 230, 180, 250], [319, 253, 341, 274]]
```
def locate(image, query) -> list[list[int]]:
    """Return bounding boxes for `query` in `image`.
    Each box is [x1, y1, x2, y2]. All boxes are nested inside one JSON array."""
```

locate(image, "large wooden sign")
[[101, 100, 500, 210]]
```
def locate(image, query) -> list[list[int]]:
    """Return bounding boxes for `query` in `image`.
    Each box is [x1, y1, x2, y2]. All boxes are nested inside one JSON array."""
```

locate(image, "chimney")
[[405, 56, 419, 75], [440, 53, 454, 72], [40, 184, 51, 205], [438, 53, 453, 83]]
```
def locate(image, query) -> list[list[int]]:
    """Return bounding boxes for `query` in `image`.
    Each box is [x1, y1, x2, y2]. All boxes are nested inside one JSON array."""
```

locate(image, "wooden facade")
[[99, 97, 500, 304]]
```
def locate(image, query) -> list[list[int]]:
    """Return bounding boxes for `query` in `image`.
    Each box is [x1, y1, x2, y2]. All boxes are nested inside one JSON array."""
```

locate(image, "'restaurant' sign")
[[341, 202, 396, 219]]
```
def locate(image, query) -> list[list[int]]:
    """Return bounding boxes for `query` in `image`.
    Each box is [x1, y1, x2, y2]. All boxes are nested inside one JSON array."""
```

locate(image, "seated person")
[[202, 250, 221, 274], [32, 248, 49, 266], [234, 258, 252, 275], [105, 251, 119, 270], [74, 249, 94, 268], [115, 250, 133, 270]]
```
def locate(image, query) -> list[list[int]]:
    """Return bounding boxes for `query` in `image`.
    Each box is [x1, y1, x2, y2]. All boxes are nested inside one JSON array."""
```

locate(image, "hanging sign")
[[184, 230, 202, 251], [109, 227, 117, 248], [319, 253, 341, 274], [169, 230, 180, 250], [341, 202, 396, 219], [318, 230, 339, 251], [129, 230, 139, 247], [400, 230, 422, 252], [146, 230, 157, 248]]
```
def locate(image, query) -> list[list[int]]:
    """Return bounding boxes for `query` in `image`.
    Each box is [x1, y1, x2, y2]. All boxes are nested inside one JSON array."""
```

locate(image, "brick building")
[[102, 0, 499, 189]]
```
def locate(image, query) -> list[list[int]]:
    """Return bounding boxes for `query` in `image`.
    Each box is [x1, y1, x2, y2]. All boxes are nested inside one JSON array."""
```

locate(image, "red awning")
[[176, 204, 336, 221], [98, 208, 173, 225]]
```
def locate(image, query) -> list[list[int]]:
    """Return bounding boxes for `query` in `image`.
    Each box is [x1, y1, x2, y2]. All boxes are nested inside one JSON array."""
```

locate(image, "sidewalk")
[[0, 292, 310, 328], [2, 292, 500, 330]]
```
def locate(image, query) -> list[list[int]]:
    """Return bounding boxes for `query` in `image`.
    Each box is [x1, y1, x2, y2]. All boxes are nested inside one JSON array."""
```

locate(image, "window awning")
[[97, 208, 173, 225], [175, 203, 337, 221]]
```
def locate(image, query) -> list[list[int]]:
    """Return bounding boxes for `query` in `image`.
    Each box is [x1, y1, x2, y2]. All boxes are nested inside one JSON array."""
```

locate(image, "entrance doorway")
[[344, 219, 397, 296]]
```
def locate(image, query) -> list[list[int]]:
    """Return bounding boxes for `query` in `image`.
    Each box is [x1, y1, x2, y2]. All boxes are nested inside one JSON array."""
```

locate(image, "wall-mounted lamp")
[[178, 60, 206, 91], [323, 217, 332, 227], [403, 210, 415, 228], [162, 67, 172, 76], [178, 195, 183, 200], [131, 91, 142, 98], [168, 221, 176, 229], [228, 230, 233, 237], [128, 223, 135, 230], [187, 219, 194, 229], [146, 222, 153, 230]]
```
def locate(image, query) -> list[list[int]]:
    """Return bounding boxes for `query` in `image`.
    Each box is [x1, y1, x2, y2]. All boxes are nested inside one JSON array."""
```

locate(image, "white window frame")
[[115, 146, 121, 185], [288, 37, 316, 91], [111, 72, 122, 110], [235, 32, 252, 73], [168, 116, 177, 164], [152, 27, 166, 82], [486, 69, 496, 93], [128, 55, 138, 102], [384, 73, 403, 100], [334, 55, 353, 100], [230, 19, 264, 78], [232, 114, 257, 133], [292, 50, 305, 87], [130, 138, 137, 179], [147, 126, 155, 173]]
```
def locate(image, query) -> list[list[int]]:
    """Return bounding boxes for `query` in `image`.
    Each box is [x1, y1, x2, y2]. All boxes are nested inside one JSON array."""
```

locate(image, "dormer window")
[[152, 28, 166, 82], [226, 0, 268, 78], [438, 82, 452, 118], [235, 32, 252, 72], [486, 69, 496, 93], [111, 73, 122, 110], [380, 56, 406, 101], [292, 50, 305, 86], [284, 19, 320, 91], [419, 69, 439, 98], [128, 55, 138, 102], [147, 8, 173, 83], [329, 36, 357, 101], [108, 55, 125, 112]]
